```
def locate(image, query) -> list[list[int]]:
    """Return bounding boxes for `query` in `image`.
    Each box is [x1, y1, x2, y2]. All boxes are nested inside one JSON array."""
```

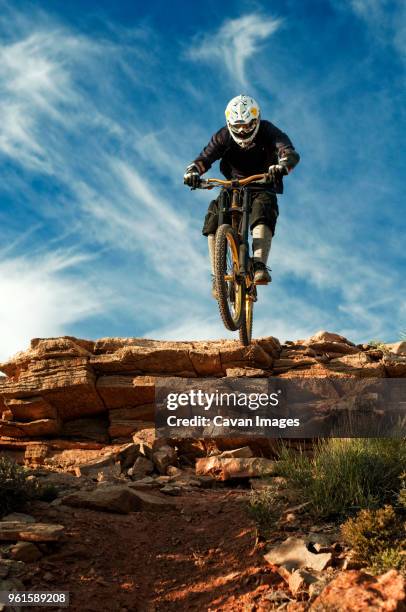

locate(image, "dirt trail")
[[28, 489, 283, 612]]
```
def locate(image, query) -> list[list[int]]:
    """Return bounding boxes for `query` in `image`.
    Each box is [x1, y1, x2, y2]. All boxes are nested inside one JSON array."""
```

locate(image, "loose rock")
[[310, 569, 405, 611], [62, 484, 177, 513], [127, 456, 154, 479], [218, 446, 254, 459], [74, 455, 117, 478], [264, 537, 332, 572], [196, 457, 277, 481], [304, 330, 354, 346], [62, 485, 140, 514], [10, 541, 42, 563], [0, 522, 64, 542], [2, 513, 36, 523], [287, 568, 322, 596], [385, 341, 406, 356], [152, 445, 177, 474]]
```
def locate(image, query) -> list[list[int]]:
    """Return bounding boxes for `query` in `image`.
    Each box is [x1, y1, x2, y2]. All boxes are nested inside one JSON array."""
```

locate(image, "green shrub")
[[368, 339, 388, 352], [370, 547, 406, 574], [36, 483, 58, 503], [248, 485, 283, 537], [0, 456, 38, 517], [278, 438, 406, 518], [341, 505, 406, 574], [398, 473, 406, 509]]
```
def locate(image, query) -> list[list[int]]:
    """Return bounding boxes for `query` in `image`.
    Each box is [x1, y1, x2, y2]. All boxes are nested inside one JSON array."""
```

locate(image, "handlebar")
[[192, 173, 270, 190]]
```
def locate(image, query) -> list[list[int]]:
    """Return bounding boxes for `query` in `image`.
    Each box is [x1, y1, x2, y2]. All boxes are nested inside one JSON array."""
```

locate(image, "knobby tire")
[[214, 224, 244, 331], [239, 293, 253, 346]]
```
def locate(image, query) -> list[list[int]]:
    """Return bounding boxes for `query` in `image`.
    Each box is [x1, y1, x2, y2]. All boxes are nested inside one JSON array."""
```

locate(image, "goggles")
[[229, 118, 258, 138]]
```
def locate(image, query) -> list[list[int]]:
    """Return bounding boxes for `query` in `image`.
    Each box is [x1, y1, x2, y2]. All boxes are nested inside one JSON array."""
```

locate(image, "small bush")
[[248, 486, 283, 537], [398, 473, 406, 509], [36, 483, 58, 503], [0, 456, 38, 517], [341, 505, 406, 574], [370, 547, 406, 574], [368, 339, 389, 353], [278, 438, 406, 518]]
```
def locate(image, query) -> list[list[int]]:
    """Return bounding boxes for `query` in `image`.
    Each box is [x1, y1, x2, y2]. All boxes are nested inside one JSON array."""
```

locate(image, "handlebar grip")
[[183, 175, 202, 188]]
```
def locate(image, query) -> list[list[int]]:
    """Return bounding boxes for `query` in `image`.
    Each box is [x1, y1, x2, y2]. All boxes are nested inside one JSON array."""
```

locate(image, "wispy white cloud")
[[0, 249, 104, 363], [333, 0, 406, 64], [76, 159, 208, 290], [0, 30, 89, 171], [187, 6, 377, 344], [133, 131, 186, 180], [188, 14, 282, 88], [393, 2, 406, 60], [253, 292, 333, 343], [0, 3, 403, 363], [0, 8, 213, 359], [146, 289, 335, 345], [349, 0, 388, 21], [145, 314, 236, 342]]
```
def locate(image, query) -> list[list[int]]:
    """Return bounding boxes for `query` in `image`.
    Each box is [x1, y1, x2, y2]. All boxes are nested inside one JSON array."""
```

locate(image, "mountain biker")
[[184, 94, 300, 295]]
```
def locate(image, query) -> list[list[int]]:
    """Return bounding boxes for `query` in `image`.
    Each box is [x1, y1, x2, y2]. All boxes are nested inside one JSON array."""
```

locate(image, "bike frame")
[[199, 174, 275, 279]]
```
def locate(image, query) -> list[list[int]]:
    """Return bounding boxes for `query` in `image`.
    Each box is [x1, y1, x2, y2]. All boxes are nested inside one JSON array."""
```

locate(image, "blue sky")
[[0, 0, 404, 360]]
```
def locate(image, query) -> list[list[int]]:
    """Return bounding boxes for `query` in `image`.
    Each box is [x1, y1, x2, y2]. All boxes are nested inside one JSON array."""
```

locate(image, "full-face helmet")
[[225, 94, 261, 148]]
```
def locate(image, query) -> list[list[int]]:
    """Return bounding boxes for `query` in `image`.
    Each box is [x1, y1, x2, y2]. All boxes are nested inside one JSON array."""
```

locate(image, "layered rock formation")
[[0, 332, 405, 465]]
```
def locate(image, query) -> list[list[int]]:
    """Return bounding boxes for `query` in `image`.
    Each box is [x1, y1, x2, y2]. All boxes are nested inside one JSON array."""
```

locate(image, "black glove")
[[183, 163, 201, 188], [268, 164, 288, 182]]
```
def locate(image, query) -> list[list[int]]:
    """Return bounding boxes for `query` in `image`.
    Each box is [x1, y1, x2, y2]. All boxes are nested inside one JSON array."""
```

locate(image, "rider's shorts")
[[202, 190, 279, 236]]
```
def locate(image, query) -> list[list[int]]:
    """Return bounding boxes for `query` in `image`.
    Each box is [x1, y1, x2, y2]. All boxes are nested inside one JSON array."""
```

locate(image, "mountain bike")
[[195, 173, 274, 345]]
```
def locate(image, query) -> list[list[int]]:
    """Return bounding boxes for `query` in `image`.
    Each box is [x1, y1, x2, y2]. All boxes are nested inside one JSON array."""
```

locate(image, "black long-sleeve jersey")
[[193, 120, 300, 193]]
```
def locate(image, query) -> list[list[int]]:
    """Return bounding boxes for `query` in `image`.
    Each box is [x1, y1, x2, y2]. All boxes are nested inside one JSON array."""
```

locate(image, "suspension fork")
[[218, 189, 226, 227], [231, 189, 240, 232], [239, 188, 250, 275]]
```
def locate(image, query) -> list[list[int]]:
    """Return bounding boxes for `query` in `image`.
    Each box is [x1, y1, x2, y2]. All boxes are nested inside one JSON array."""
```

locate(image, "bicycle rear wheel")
[[214, 224, 244, 331], [239, 292, 254, 345]]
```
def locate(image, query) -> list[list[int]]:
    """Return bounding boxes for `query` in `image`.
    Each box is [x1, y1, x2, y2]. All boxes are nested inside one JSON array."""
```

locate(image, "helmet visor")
[[229, 118, 258, 140]]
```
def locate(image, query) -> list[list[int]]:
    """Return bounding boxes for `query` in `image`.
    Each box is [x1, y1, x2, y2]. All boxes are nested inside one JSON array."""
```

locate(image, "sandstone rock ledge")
[[0, 332, 405, 464]]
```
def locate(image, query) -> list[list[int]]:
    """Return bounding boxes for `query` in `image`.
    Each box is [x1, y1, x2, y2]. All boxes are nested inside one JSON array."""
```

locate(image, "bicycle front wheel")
[[214, 224, 244, 331], [239, 292, 254, 346]]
